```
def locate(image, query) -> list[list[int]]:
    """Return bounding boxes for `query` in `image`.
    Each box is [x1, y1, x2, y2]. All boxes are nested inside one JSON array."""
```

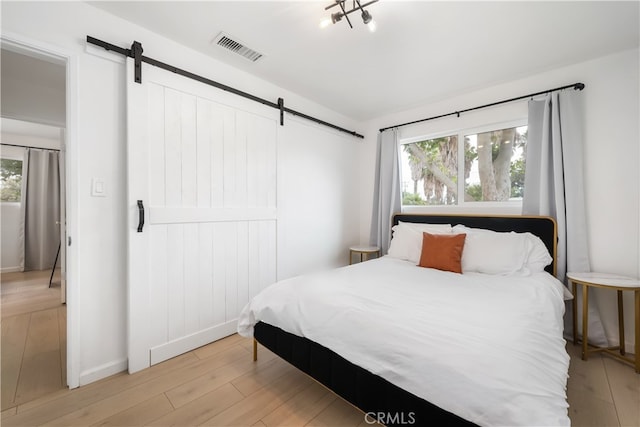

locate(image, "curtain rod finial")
[[574, 83, 585, 91]]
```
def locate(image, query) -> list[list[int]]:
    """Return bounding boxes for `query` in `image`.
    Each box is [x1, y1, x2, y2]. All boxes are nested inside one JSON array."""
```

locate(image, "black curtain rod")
[[379, 82, 585, 133], [1, 143, 60, 152], [86, 36, 364, 139]]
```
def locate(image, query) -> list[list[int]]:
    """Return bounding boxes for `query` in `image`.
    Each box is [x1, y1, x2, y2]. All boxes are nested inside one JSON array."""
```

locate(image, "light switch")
[[91, 178, 106, 197]]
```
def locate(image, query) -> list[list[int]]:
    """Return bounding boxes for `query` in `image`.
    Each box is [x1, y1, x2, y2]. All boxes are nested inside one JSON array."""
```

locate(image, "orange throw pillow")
[[418, 232, 466, 274]]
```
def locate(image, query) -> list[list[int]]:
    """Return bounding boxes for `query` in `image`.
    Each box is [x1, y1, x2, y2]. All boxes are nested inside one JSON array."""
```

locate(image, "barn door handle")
[[137, 200, 145, 232]]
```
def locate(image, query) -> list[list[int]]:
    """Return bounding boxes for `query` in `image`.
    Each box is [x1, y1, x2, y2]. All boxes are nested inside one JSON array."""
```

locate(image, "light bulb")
[[319, 18, 332, 28], [367, 19, 377, 32]]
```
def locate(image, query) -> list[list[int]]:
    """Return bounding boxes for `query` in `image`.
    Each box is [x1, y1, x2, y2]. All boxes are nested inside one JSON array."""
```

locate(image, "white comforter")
[[238, 256, 570, 427]]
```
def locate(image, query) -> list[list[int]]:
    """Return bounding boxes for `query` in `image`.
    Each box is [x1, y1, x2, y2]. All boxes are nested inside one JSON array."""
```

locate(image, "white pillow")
[[388, 222, 452, 264], [452, 225, 528, 275], [523, 232, 553, 272]]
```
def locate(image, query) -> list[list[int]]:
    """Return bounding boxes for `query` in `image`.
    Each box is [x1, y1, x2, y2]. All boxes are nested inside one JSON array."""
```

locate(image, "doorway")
[[0, 42, 72, 408]]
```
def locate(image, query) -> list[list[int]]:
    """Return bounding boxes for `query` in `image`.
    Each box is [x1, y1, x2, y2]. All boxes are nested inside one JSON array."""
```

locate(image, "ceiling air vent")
[[213, 33, 263, 63]]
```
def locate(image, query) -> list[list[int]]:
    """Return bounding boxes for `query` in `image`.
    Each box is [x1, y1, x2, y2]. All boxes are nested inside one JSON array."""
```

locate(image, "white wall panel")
[[148, 225, 168, 348], [164, 89, 182, 207], [183, 223, 199, 335], [248, 221, 261, 299], [166, 223, 185, 342], [234, 114, 248, 208], [197, 223, 214, 327], [211, 222, 226, 326], [223, 113, 237, 207], [196, 99, 212, 208], [236, 221, 250, 317], [180, 95, 197, 207], [148, 83, 165, 207], [224, 222, 238, 322]]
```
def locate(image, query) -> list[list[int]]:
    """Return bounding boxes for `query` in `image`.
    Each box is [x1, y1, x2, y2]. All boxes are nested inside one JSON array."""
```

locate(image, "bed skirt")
[[254, 321, 477, 427]]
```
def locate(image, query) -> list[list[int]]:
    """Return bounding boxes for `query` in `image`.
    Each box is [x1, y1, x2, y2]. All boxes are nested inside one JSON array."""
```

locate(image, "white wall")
[[278, 118, 361, 279], [0, 145, 24, 272], [2, 1, 362, 386], [0, 202, 20, 273], [359, 48, 640, 352], [1, 202, 21, 272]]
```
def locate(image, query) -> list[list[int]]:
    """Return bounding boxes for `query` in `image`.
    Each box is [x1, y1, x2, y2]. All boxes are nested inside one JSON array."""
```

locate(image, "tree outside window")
[[1, 158, 23, 202], [401, 124, 526, 206], [402, 135, 458, 205]]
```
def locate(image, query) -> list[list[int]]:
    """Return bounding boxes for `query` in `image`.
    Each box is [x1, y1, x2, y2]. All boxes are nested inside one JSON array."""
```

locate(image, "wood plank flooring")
[[566, 342, 640, 426], [1, 270, 62, 318], [0, 334, 378, 427], [1, 269, 66, 411], [1, 270, 638, 426]]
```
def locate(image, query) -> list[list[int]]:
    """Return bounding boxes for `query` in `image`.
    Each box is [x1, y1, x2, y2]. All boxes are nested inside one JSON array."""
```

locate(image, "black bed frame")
[[254, 214, 557, 426]]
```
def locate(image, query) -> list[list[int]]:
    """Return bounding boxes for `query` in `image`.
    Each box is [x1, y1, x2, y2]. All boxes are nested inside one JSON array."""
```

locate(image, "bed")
[[237, 214, 570, 426]]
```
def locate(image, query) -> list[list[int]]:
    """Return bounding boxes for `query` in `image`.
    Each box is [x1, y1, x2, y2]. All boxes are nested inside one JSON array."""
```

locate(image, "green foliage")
[[402, 126, 527, 204], [510, 127, 527, 198], [464, 140, 477, 163], [466, 184, 482, 201], [1, 159, 22, 180], [402, 191, 426, 206], [0, 159, 23, 202], [510, 158, 525, 198], [402, 136, 457, 205]]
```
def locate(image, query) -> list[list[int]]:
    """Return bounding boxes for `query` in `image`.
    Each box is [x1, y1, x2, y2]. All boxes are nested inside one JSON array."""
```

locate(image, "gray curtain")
[[22, 148, 61, 271], [523, 91, 606, 345], [369, 129, 401, 254]]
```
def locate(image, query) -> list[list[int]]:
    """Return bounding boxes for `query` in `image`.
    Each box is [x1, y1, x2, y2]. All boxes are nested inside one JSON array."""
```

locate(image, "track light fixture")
[[320, 0, 378, 31]]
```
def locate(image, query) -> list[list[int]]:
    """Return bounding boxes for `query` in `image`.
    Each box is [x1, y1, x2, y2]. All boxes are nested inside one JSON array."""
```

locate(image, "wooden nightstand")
[[349, 245, 380, 265], [567, 272, 640, 373]]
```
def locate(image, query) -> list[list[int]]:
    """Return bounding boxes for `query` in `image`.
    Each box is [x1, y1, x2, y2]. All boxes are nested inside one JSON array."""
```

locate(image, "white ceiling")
[[89, 1, 639, 121], [1, 118, 62, 139], [1, 48, 66, 127]]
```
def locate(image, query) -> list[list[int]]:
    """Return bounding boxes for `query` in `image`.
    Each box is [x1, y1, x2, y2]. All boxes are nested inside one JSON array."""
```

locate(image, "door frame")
[[1, 31, 80, 388]]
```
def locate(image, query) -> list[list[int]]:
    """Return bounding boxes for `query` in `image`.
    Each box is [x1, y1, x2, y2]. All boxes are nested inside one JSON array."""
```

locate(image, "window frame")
[[399, 118, 527, 212]]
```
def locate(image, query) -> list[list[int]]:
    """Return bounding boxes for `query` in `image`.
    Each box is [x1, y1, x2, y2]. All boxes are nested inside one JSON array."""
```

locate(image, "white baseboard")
[[79, 358, 127, 386], [1, 266, 22, 273], [150, 321, 237, 366]]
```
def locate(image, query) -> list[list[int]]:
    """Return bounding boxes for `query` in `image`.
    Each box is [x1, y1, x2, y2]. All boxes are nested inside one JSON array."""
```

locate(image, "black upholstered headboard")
[[392, 213, 557, 276]]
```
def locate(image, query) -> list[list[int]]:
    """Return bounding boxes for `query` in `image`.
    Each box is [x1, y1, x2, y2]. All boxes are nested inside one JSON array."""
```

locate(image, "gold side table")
[[567, 271, 640, 373], [349, 245, 380, 265]]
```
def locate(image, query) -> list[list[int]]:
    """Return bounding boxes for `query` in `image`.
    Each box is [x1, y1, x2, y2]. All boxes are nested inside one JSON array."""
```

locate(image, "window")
[[400, 122, 527, 206], [401, 135, 459, 205], [0, 158, 23, 202]]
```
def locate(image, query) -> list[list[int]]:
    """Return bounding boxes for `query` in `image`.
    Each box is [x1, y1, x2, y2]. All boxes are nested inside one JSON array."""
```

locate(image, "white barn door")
[[126, 59, 277, 373]]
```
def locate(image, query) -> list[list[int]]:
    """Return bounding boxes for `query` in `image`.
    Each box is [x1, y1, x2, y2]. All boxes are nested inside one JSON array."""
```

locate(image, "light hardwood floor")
[[566, 342, 639, 426], [1, 277, 638, 426], [1, 269, 66, 411]]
